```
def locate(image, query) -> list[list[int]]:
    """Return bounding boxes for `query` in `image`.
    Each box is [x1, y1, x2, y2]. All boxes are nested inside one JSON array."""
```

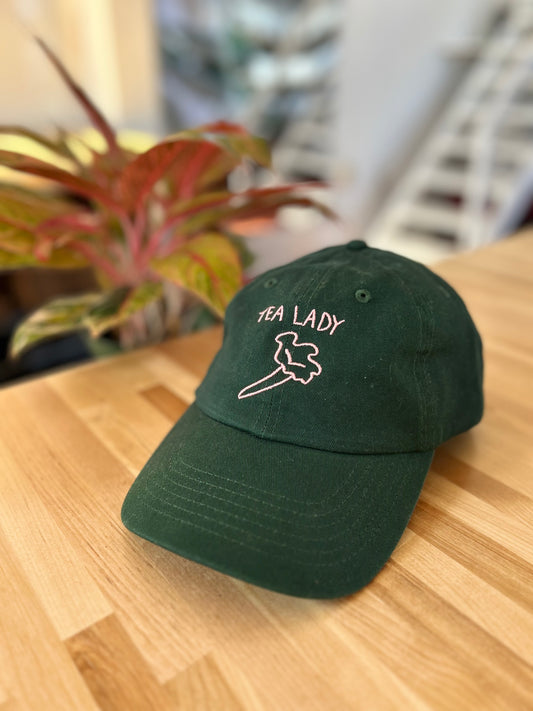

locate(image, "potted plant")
[[0, 39, 333, 358]]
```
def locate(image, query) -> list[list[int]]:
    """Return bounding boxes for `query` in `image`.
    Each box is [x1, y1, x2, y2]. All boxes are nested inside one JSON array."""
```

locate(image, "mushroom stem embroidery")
[[238, 331, 322, 399]]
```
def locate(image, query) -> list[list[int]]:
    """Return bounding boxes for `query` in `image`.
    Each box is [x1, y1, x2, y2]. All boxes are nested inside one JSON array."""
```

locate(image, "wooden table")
[[1, 234, 532, 711]]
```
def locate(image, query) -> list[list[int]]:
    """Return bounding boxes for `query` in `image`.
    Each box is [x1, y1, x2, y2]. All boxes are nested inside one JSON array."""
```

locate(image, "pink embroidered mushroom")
[[238, 331, 322, 399]]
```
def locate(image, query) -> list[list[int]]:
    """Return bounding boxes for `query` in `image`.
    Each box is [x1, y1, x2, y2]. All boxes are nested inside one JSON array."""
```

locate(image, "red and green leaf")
[[119, 124, 272, 212], [0, 151, 122, 211], [170, 122, 271, 191], [0, 184, 90, 266], [150, 233, 242, 316], [33, 211, 104, 260], [0, 183, 75, 225], [117, 139, 194, 211], [177, 185, 336, 235], [35, 38, 120, 156]]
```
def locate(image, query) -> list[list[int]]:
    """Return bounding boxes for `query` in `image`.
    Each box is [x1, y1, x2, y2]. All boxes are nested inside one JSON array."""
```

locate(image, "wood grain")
[[0, 235, 532, 710], [66, 615, 174, 711]]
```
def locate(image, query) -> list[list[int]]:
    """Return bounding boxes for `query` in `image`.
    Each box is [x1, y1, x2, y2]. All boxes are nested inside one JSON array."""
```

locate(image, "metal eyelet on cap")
[[355, 289, 371, 303], [264, 277, 278, 288]]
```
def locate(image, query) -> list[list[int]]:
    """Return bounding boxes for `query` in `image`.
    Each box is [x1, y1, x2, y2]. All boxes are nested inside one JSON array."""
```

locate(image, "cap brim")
[[121, 404, 433, 598]]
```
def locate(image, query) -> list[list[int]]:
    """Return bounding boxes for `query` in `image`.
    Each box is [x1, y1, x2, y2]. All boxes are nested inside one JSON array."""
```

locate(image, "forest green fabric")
[[121, 240, 483, 598]]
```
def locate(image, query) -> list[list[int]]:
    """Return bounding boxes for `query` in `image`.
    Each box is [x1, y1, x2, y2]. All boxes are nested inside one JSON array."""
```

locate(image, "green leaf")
[[0, 184, 79, 255], [151, 233, 242, 316], [45, 248, 89, 268], [84, 282, 163, 337], [9, 282, 165, 357], [0, 126, 77, 164], [0, 183, 74, 226], [0, 224, 35, 255], [9, 292, 103, 357], [82, 286, 129, 337], [0, 248, 42, 268], [216, 133, 270, 168], [120, 282, 164, 318], [0, 244, 88, 270], [223, 232, 255, 269]]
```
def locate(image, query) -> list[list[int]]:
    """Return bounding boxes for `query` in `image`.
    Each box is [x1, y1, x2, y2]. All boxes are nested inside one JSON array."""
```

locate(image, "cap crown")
[[196, 242, 483, 454]]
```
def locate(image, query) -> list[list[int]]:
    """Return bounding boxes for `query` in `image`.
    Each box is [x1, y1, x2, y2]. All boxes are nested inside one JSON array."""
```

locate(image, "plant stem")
[[70, 239, 125, 285], [142, 214, 184, 265], [118, 212, 141, 261]]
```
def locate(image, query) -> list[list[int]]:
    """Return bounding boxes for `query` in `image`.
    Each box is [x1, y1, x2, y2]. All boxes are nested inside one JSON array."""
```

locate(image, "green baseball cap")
[[121, 240, 483, 598]]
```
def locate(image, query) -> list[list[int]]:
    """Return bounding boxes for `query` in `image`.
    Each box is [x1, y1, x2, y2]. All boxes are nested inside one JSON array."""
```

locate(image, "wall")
[[0, 0, 161, 132]]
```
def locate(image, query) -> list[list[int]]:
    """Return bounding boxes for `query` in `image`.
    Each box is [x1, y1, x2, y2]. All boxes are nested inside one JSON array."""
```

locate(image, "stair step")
[[409, 166, 512, 203], [427, 132, 533, 163], [390, 203, 462, 235]]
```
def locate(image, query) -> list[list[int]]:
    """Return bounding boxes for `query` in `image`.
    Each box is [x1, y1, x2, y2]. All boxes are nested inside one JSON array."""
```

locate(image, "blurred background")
[[1, 0, 532, 381]]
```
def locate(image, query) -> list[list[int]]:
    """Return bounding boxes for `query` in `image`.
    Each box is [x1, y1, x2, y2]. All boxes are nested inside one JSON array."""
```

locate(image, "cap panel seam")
[[368, 250, 430, 446], [260, 261, 339, 437], [254, 264, 325, 435], [393, 263, 434, 445]]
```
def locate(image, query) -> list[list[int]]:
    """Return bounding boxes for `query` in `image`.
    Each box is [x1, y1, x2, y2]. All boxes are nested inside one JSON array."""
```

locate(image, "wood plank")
[[431, 450, 533, 528], [331, 564, 533, 711], [154, 325, 223, 381], [47, 352, 173, 474], [421, 472, 533, 566], [238, 587, 432, 711], [0, 532, 99, 711], [179, 587, 360, 711], [140, 385, 189, 422], [165, 653, 245, 711], [0, 383, 214, 682], [393, 529, 533, 664], [66, 615, 174, 711], [0, 439, 112, 640], [411, 498, 533, 613]]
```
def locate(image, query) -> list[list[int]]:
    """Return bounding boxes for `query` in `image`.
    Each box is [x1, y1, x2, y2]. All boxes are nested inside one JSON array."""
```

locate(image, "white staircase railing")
[[367, 2, 533, 255]]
